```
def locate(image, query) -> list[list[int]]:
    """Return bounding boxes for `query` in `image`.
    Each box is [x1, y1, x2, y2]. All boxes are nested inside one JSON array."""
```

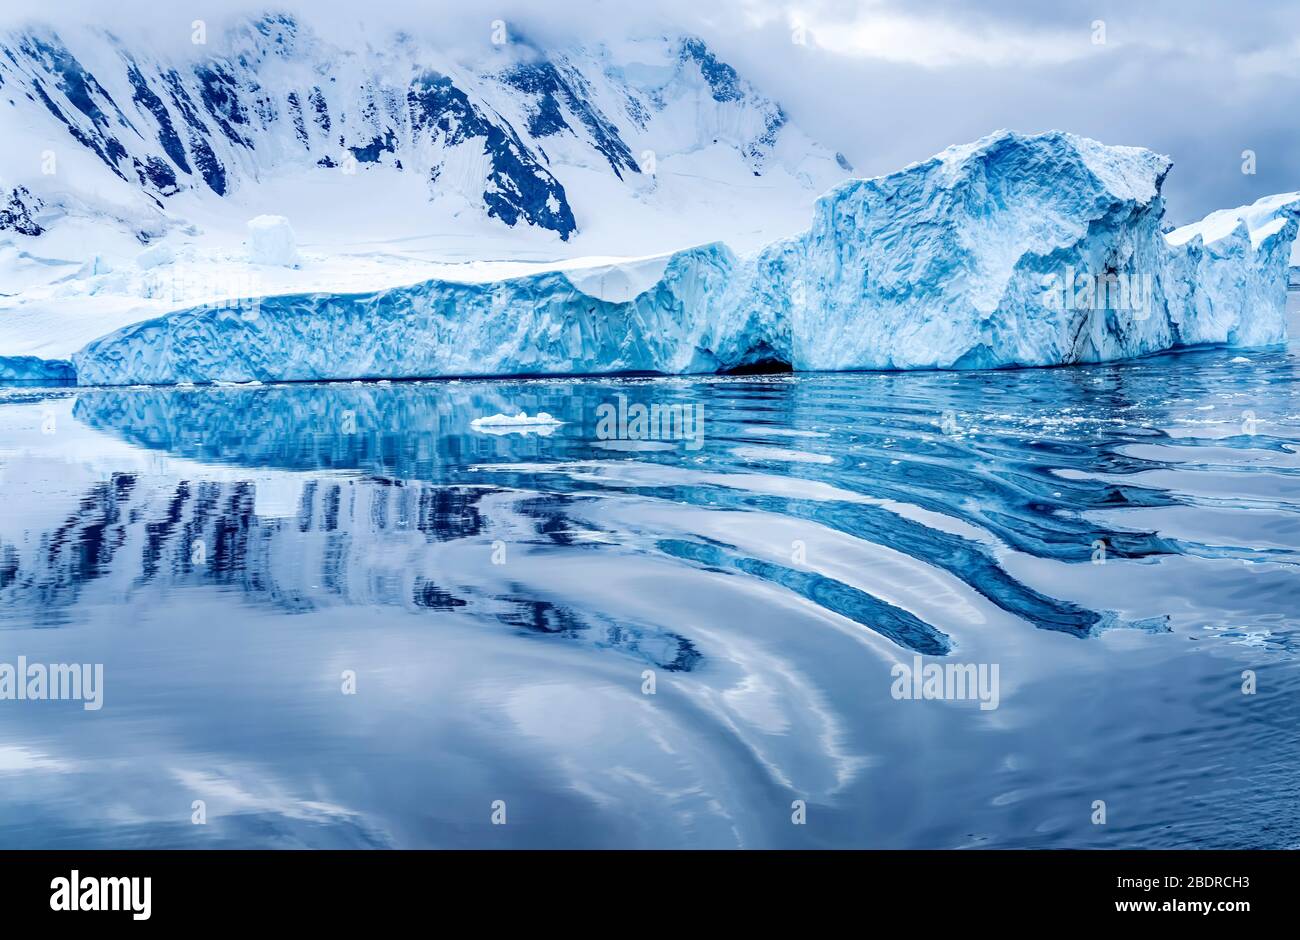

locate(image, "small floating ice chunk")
[[471, 411, 563, 427], [471, 411, 565, 434], [1230, 356, 1252, 364]]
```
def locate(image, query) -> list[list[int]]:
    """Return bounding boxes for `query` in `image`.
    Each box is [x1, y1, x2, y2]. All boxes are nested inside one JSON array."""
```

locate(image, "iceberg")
[[471, 411, 563, 426], [759, 134, 1298, 369], [471, 411, 565, 435], [72, 243, 740, 385], [70, 131, 1300, 387]]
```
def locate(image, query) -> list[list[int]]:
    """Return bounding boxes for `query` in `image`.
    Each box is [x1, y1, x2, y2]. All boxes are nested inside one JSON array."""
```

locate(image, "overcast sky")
[[703, 0, 1300, 224], [4, 0, 1296, 223]]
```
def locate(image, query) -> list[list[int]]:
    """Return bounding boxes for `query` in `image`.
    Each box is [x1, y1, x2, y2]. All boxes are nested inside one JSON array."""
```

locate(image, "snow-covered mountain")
[[0, 12, 851, 366], [0, 13, 847, 245]]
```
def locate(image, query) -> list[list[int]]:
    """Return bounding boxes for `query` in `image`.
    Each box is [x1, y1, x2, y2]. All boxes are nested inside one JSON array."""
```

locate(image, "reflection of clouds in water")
[[689, 623, 869, 797], [171, 765, 371, 831], [0, 744, 75, 775], [501, 683, 741, 831], [732, 444, 835, 464], [0, 737, 389, 847]]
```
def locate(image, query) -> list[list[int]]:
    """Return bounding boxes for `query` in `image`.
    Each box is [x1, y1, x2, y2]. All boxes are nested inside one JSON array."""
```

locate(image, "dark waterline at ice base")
[[1, 334, 1298, 848]]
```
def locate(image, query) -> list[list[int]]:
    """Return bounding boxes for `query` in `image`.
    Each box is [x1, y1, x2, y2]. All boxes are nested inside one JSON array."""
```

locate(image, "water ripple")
[[1, 341, 1298, 846]]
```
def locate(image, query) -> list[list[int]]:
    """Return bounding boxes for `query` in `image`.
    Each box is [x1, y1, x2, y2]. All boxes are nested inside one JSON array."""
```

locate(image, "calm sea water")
[[2, 328, 1299, 847]]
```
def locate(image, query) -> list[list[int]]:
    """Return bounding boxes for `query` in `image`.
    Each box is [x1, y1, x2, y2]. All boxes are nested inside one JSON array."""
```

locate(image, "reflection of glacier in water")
[[1, 342, 1299, 848]]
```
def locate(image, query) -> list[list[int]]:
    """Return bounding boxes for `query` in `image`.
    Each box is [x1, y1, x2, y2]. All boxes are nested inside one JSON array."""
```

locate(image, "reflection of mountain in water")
[[0, 470, 702, 671]]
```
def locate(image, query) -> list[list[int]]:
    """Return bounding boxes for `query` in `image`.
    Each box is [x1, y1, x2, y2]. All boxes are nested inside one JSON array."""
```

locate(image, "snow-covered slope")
[[0, 14, 844, 245], [69, 132, 1300, 385]]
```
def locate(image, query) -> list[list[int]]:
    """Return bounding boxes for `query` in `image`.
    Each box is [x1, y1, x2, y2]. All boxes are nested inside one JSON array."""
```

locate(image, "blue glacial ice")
[[71, 131, 1300, 386], [0, 355, 77, 385]]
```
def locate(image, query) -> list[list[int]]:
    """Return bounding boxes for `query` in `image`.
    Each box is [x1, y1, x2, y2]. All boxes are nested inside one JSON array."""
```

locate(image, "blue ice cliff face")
[[71, 131, 1300, 386], [73, 245, 738, 385], [0, 356, 76, 385], [758, 132, 1297, 369]]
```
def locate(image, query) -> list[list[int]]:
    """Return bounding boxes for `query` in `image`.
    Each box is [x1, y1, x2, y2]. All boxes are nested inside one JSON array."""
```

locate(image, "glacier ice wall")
[[0, 355, 76, 385], [74, 245, 740, 385], [72, 131, 1300, 386], [750, 132, 1299, 369]]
